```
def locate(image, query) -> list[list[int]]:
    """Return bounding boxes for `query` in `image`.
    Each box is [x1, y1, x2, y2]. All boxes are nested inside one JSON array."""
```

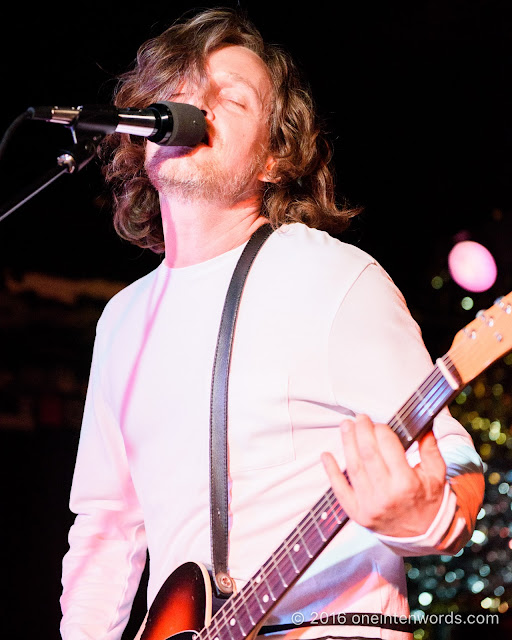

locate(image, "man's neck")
[[160, 194, 269, 268]]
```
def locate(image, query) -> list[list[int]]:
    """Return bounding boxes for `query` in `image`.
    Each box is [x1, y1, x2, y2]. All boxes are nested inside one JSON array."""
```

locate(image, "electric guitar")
[[135, 294, 512, 640]]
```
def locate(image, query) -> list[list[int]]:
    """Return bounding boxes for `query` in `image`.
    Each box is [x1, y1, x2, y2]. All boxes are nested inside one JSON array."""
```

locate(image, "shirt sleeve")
[[60, 316, 148, 640], [328, 261, 485, 556]]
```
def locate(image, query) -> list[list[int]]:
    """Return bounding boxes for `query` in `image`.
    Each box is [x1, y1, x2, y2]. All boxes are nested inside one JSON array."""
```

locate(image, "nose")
[[177, 86, 215, 125], [197, 99, 214, 122], [187, 87, 215, 122]]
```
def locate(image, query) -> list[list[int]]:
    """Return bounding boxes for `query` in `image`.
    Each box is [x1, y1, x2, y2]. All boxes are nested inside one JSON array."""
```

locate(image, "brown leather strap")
[[209, 223, 274, 598]]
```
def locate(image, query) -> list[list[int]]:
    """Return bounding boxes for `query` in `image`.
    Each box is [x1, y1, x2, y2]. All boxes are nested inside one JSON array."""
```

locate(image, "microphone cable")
[[0, 109, 33, 164]]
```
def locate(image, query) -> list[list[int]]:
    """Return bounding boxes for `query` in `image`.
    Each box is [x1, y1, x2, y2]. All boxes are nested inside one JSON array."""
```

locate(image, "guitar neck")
[[389, 354, 461, 451], [200, 357, 462, 640]]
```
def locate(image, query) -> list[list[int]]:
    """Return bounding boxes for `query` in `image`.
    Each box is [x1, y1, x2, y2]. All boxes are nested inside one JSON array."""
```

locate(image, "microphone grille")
[[152, 101, 206, 147]]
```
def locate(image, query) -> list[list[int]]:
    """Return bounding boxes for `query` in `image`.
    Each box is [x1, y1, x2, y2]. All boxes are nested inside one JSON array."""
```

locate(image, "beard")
[[144, 145, 268, 205]]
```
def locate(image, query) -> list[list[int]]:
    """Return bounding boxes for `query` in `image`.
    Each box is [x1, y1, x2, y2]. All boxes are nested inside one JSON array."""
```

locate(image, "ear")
[[258, 156, 280, 184]]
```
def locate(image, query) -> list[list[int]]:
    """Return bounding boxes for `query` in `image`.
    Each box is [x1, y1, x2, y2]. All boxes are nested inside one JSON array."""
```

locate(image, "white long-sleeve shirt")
[[60, 223, 484, 640]]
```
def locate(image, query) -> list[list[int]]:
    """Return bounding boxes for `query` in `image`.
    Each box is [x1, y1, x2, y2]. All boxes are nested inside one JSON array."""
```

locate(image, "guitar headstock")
[[449, 292, 512, 385]]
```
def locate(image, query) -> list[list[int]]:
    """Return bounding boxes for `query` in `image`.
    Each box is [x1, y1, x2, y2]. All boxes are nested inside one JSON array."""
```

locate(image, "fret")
[[203, 613, 222, 640], [275, 539, 306, 586], [432, 376, 454, 406], [233, 590, 257, 628], [310, 511, 327, 542], [271, 552, 289, 588], [205, 622, 217, 640], [251, 580, 266, 614], [228, 612, 245, 638], [414, 386, 438, 421], [240, 595, 257, 626], [220, 611, 237, 640], [417, 389, 435, 417], [412, 389, 427, 419], [392, 413, 413, 444], [316, 504, 336, 536], [259, 571, 277, 603], [267, 579, 277, 602], [224, 593, 258, 640], [326, 490, 342, 524], [283, 538, 300, 573], [431, 379, 452, 408], [387, 372, 457, 456], [296, 526, 313, 558]]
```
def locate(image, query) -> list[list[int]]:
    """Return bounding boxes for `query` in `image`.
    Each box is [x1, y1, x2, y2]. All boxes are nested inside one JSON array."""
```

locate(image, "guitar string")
[[201, 322, 509, 639], [390, 367, 453, 442], [384, 345, 484, 437], [389, 354, 455, 430]]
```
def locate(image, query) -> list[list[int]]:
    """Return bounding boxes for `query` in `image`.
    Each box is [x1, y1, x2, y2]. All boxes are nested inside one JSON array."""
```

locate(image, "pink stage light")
[[448, 240, 497, 292]]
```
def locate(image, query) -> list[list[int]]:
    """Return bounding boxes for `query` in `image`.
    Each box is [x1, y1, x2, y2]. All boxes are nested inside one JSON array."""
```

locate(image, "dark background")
[[1, 1, 512, 638]]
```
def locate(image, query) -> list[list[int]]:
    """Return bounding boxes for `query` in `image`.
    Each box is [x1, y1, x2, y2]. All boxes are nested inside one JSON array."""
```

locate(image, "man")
[[60, 8, 484, 640]]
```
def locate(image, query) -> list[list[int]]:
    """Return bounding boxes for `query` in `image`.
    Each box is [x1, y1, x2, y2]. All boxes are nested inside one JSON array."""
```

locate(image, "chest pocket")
[[227, 363, 294, 473]]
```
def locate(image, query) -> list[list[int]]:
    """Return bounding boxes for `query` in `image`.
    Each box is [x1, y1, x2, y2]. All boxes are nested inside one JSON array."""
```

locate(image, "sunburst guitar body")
[[135, 562, 259, 640]]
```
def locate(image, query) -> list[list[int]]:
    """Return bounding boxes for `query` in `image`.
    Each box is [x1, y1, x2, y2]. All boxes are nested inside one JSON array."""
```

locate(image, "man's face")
[[145, 45, 275, 204]]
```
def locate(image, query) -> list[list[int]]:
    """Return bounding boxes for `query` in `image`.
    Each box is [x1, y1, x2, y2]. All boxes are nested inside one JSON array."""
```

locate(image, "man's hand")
[[321, 414, 447, 538]]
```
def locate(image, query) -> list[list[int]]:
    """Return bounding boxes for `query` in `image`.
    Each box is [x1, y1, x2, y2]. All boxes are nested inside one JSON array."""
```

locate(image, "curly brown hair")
[[101, 7, 360, 254]]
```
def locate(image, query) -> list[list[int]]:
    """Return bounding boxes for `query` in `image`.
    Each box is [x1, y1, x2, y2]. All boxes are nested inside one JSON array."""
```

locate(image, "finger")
[[340, 418, 373, 496], [320, 452, 359, 518], [352, 415, 391, 483], [417, 430, 447, 480], [372, 421, 416, 478]]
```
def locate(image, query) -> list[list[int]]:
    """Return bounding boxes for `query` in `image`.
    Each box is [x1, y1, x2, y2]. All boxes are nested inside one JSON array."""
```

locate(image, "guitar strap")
[[209, 222, 274, 599]]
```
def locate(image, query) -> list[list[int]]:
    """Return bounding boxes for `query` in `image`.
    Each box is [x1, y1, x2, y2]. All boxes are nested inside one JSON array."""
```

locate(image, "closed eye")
[[218, 88, 248, 109]]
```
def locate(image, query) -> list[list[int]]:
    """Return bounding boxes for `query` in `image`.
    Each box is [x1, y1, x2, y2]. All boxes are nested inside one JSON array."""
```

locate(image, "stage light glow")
[[418, 592, 433, 606], [431, 275, 443, 289], [461, 296, 474, 310], [471, 530, 487, 544], [471, 580, 485, 594], [448, 240, 497, 292]]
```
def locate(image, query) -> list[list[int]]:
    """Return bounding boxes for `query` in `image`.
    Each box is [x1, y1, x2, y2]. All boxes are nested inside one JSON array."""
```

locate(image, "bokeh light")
[[448, 240, 497, 292]]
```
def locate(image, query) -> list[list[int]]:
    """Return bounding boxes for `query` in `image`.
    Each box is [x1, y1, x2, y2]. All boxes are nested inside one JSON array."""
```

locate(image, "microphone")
[[27, 101, 207, 147]]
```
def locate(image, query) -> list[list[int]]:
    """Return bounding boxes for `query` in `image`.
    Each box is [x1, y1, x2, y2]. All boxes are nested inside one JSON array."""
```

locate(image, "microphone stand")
[[0, 132, 103, 224]]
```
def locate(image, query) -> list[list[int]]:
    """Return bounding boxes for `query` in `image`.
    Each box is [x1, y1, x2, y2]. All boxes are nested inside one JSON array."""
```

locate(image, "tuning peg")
[[493, 296, 512, 313]]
